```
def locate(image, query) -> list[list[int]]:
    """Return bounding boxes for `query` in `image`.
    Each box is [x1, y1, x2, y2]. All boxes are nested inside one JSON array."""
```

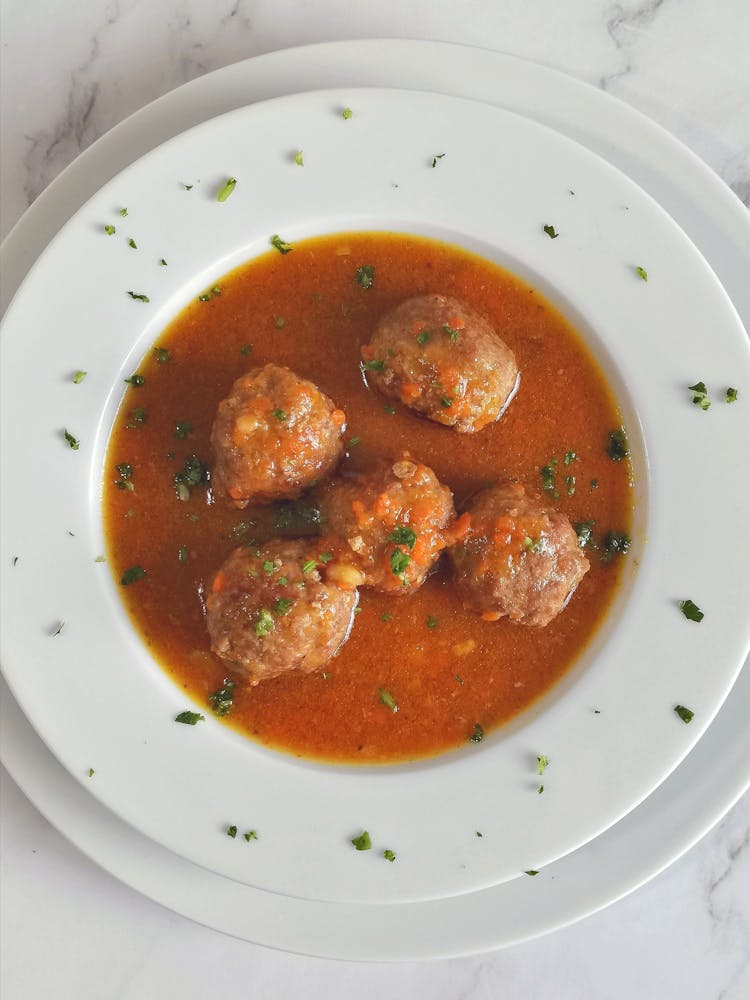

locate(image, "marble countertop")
[[1, 2, 749, 998]]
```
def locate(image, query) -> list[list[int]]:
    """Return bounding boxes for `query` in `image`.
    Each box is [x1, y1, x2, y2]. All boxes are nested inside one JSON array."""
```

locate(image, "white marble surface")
[[1, 1, 749, 997]]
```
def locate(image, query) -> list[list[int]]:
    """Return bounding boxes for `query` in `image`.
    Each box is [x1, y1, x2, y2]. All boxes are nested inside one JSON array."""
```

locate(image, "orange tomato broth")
[[104, 232, 633, 764]]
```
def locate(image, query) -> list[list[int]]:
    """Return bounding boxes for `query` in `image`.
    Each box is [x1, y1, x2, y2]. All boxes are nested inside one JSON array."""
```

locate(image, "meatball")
[[449, 482, 589, 626], [317, 455, 456, 594], [206, 538, 363, 683], [361, 294, 519, 433], [210, 364, 345, 508]]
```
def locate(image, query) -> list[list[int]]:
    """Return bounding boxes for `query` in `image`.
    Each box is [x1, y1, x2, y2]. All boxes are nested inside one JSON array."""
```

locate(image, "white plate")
[[1, 40, 749, 956]]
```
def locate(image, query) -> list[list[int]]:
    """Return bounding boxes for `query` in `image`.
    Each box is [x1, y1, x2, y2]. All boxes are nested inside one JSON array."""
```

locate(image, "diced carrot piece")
[[212, 572, 227, 593], [449, 512, 472, 541], [228, 485, 244, 499], [361, 344, 375, 361], [481, 610, 501, 622], [448, 316, 465, 329], [401, 382, 421, 402], [351, 499, 369, 527], [331, 408, 346, 427]]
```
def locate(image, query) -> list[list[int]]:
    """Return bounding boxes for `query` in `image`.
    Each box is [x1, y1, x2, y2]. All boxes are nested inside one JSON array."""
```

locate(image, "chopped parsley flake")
[[442, 323, 460, 342], [301, 559, 318, 573], [183, 183, 193, 191], [227, 825, 238, 838], [635, 265, 648, 281], [174, 421, 192, 439], [342, 107, 353, 120], [431, 153, 445, 168], [198, 285, 222, 302], [363, 359, 384, 372], [540, 464, 558, 499], [606, 427, 629, 460], [240, 343, 253, 356], [127, 406, 148, 427], [726, 387, 738, 403], [128, 238, 137, 249], [390, 549, 411, 577], [384, 404, 396, 414], [104, 224, 115, 235], [217, 178, 237, 202], [351, 831, 371, 851], [426, 615, 438, 629], [440, 396, 453, 409], [153, 347, 171, 363], [574, 520, 596, 548], [543, 224, 559, 239], [469, 723, 484, 743], [64, 429, 80, 450], [378, 687, 398, 713], [388, 526, 416, 549], [563, 450, 577, 465], [380, 612, 393, 622], [274, 316, 286, 329], [348, 436, 361, 448], [270, 234, 293, 254], [244, 830, 258, 841], [688, 381, 710, 410], [121, 565, 146, 586], [173, 455, 209, 500], [273, 501, 321, 533], [674, 705, 695, 724], [127, 291, 150, 302], [273, 597, 294, 616], [538, 784, 545, 794], [590, 478, 599, 489], [566, 474, 576, 495], [294, 150, 304, 166], [175, 710, 204, 725], [120, 208, 128, 217], [355, 264, 375, 289], [159, 258, 167, 266], [95, 555, 106, 563], [209, 678, 235, 717], [272, 408, 287, 421], [88, 768, 95, 778], [537, 754, 550, 775], [383, 849, 396, 862], [318, 552, 333, 563], [524, 870, 539, 876], [124, 373, 145, 387], [601, 531, 631, 559], [177, 546, 188, 562], [679, 599, 704, 623], [416, 330, 431, 345], [255, 609, 275, 637], [262, 559, 276, 574]]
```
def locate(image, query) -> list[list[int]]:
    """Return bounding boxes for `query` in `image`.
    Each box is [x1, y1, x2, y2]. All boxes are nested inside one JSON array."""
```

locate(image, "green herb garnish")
[[390, 549, 411, 577], [104, 225, 115, 235], [674, 705, 695, 724], [174, 421, 192, 440], [440, 396, 453, 409], [635, 265, 648, 281], [606, 427, 629, 460], [378, 687, 398, 713], [273, 598, 294, 617], [342, 107, 353, 120], [351, 831, 371, 851], [255, 609, 275, 637], [355, 264, 375, 289], [127, 406, 148, 427], [566, 474, 576, 495], [120, 208, 128, 217], [175, 710, 204, 725], [124, 373, 145, 387], [679, 599, 704, 623], [563, 450, 577, 465], [173, 455, 209, 500], [574, 520, 596, 548], [126, 291, 150, 302], [240, 343, 253, 356], [383, 849, 396, 862], [543, 224, 559, 239], [469, 723, 484, 743], [688, 381, 710, 410], [63, 428, 80, 450], [301, 558, 318, 573], [153, 347, 171, 363], [384, 404, 396, 414], [270, 234, 293, 254], [177, 546, 188, 562], [71, 369, 87, 385], [294, 150, 303, 166], [272, 501, 321, 533], [416, 330, 430, 345], [537, 754, 550, 775], [128, 238, 137, 249], [380, 612, 393, 622], [217, 177, 237, 202], [726, 387, 738, 403], [121, 565, 146, 585], [244, 830, 258, 841], [442, 323, 460, 342], [388, 526, 416, 549], [227, 825, 238, 838], [209, 678, 235, 716], [540, 464, 558, 499], [426, 615, 438, 629], [431, 153, 445, 168], [601, 530, 631, 559], [274, 316, 286, 329], [363, 359, 384, 372], [159, 258, 167, 266]]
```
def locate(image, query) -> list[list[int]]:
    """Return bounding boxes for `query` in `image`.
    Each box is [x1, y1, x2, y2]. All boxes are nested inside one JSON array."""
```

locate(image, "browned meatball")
[[317, 455, 456, 594], [210, 364, 346, 508], [206, 538, 363, 684], [449, 482, 589, 626], [361, 295, 519, 433]]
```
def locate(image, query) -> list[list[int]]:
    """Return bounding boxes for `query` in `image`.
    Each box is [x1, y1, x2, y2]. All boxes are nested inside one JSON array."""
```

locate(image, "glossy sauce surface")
[[104, 232, 633, 763]]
